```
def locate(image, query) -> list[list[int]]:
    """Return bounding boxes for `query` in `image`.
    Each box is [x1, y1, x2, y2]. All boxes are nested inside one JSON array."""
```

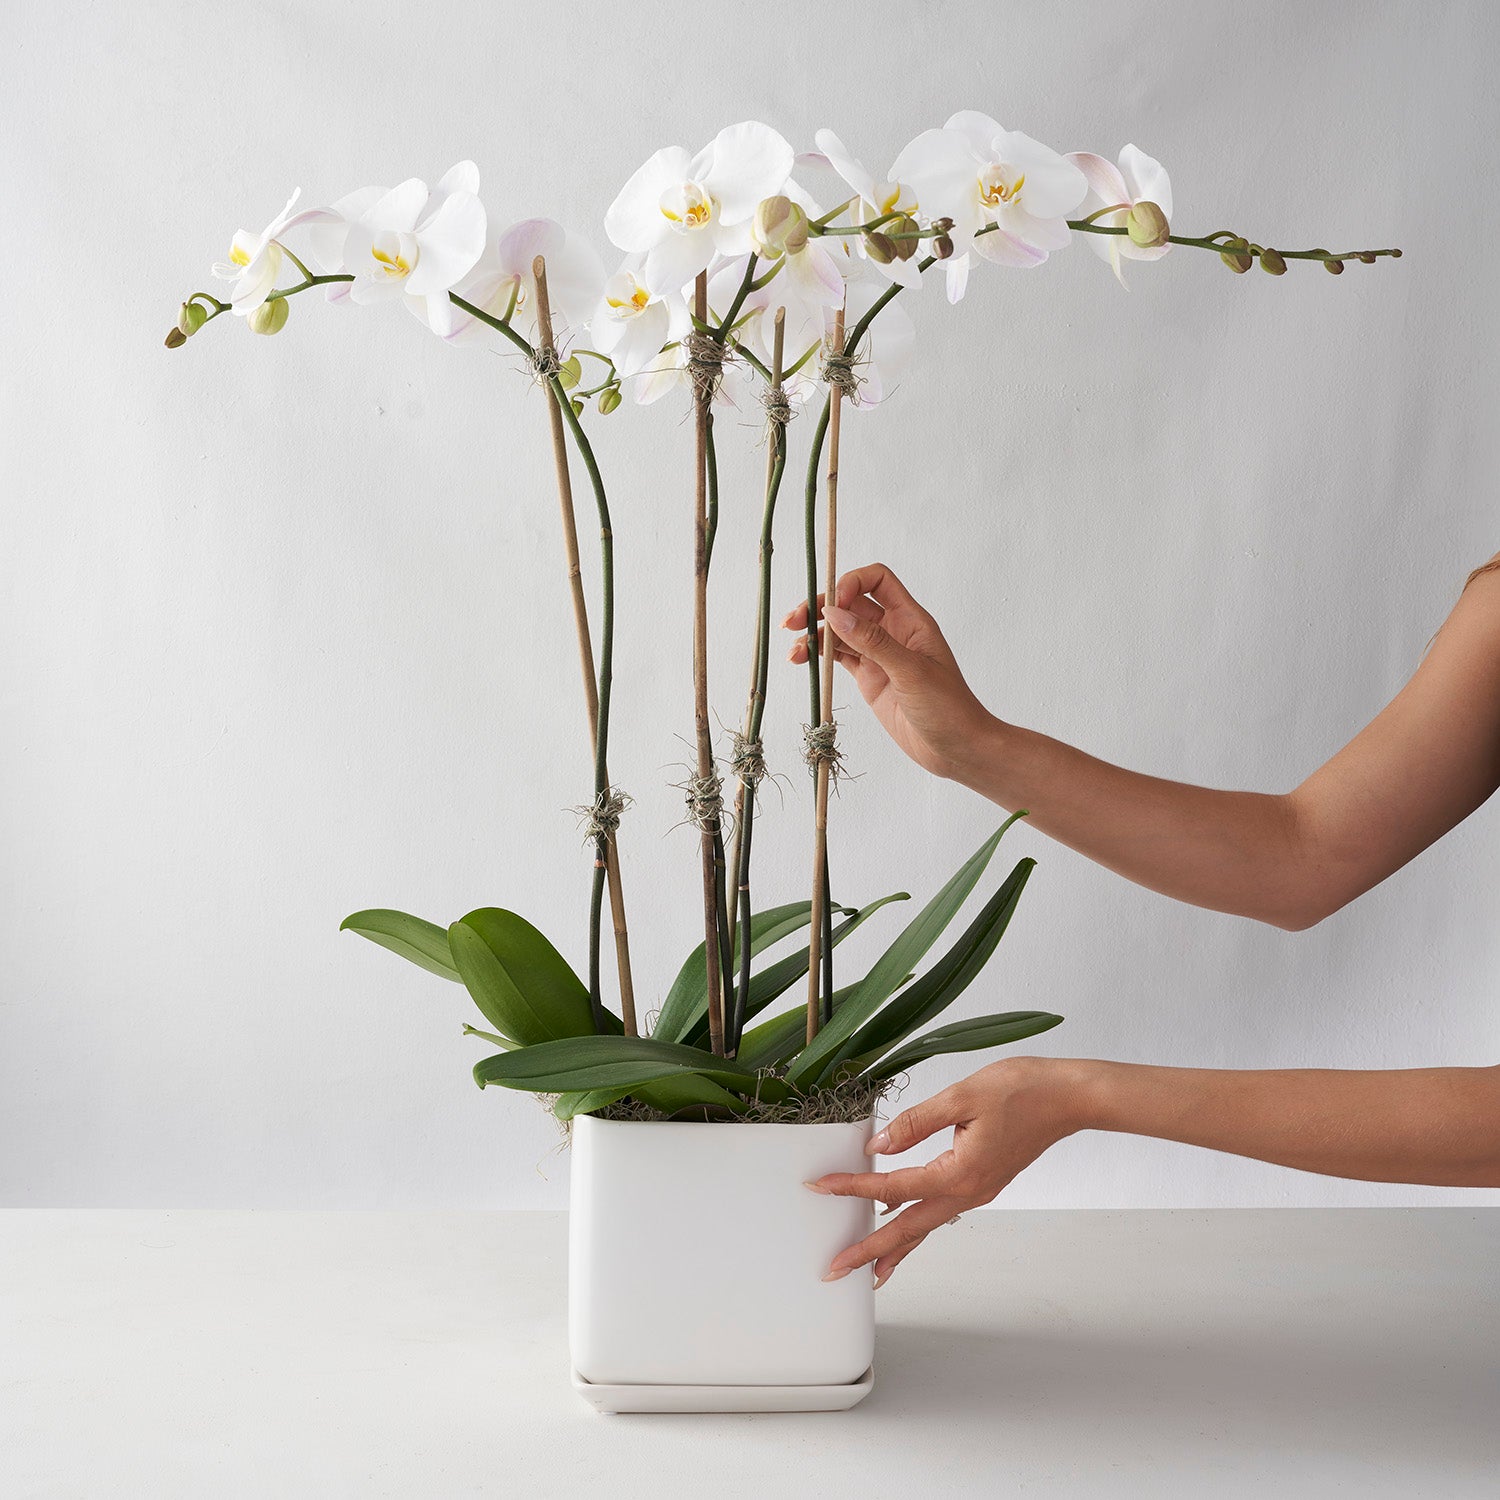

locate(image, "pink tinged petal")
[[945, 254, 971, 304], [1068, 152, 1129, 210], [643, 228, 714, 297], [361, 178, 430, 235], [325, 280, 354, 305], [605, 146, 694, 251], [943, 110, 1006, 156], [999, 203, 1072, 252], [998, 132, 1087, 218], [407, 191, 487, 295], [307, 186, 385, 271], [814, 128, 878, 205], [705, 120, 796, 224], [1083, 208, 1129, 264], [544, 236, 606, 338], [496, 217, 565, 279], [793, 243, 847, 305], [972, 228, 1048, 269]]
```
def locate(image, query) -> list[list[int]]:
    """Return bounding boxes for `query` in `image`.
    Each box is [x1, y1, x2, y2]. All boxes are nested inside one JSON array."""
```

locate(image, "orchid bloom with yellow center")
[[813, 130, 926, 292], [211, 187, 334, 315], [604, 121, 794, 296], [1067, 144, 1174, 287], [892, 110, 1086, 272], [588, 259, 690, 382]]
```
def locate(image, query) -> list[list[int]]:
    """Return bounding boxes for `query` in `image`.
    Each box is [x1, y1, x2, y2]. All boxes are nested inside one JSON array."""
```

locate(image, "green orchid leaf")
[[472, 1035, 761, 1094], [462, 1023, 513, 1049], [786, 814, 1027, 1089], [834, 857, 1035, 1078], [340, 909, 460, 981], [684, 892, 910, 1048], [448, 909, 597, 1045], [733, 982, 863, 1071], [861, 1011, 1064, 1082]]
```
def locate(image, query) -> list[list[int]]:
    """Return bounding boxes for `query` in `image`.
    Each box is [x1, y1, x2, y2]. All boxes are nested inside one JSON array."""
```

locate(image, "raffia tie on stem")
[[530, 345, 563, 383], [573, 786, 632, 843], [761, 385, 793, 431], [729, 731, 768, 790], [802, 720, 844, 781], [684, 331, 730, 403], [820, 350, 863, 401], [682, 770, 724, 834]]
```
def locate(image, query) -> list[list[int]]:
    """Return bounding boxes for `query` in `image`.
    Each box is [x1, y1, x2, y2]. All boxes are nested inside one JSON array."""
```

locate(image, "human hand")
[[783, 561, 998, 782], [805, 1057, 1092, 1288]]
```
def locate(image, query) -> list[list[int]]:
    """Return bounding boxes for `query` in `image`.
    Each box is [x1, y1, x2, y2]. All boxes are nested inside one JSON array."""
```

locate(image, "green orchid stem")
[[448, 291, 619, 1034], [272, 239, 316, 283], [1063, 221, 1400, 262], [265, 273, 351, 304]]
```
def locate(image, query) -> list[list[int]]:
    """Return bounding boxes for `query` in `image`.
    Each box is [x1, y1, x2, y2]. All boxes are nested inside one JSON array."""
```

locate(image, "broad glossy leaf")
[[834, 857, 1034, 1078], [448, 908, 596, 1045], [734, 982, 862, 1071], [786, 815, 1026, 1089], [472, 1035, 761, 1094], [654, 902, 828, 1043], [341, 909, 460, 981], [863, 1011, 1063, 1081], [685, 893, 910, 1048]]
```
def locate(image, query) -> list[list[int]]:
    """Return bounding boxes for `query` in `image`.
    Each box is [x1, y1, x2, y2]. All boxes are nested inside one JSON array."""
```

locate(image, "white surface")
[[4, 2, 1500, 1212], [569, 1116, 874, 1386], [2, 1209, 1496, 1496], [570, 1364, 875, 1414]]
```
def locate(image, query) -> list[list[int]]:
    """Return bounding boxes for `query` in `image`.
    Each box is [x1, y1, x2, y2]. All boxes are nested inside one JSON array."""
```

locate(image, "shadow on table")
[[863, 1320, 1499, 1471]]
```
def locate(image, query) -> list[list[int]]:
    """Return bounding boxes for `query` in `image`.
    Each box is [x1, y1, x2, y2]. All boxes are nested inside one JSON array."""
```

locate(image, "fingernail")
[[822, 1267, 852, 1283], [802, 1180, 830, 1194], [824, 605, 856, 632], [873, 1272, 891, 1291], [866, 1130, 890, 1155]]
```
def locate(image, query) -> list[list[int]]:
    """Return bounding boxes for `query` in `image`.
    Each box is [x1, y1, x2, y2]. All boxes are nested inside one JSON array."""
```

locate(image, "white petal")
[[998, 203, 1072, 252], [348, 274, 409, 306], [704, 120, 795, 224], [407, 191, 487, 294], [1068, 152, 1129, 211], [229, 243, 283, 312], [613, 300, 671, 377], [643, 229, 714, 297], [998, 132, 1086, 218], [435, 160, 480, 198], [944, 254, 971, 304], [813, 128, 878, 206], [889, 128, 977, 218], [360, 178, 430, 234], [604, 146, 693, 252], [1118, 144, 1172, 219], [496, 217, 565, 279], [943, 110, 1005, 157], [972, 228, 1048, 269], [307, 186, 384, 271]]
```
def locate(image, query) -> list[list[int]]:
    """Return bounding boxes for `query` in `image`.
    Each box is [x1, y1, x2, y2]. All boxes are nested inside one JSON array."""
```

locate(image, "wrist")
[[944, 708, 1016, 790]]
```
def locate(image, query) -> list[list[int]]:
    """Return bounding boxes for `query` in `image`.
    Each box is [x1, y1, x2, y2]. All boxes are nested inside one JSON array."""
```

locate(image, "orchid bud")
[[598, 386, 622, 415], [1357, 252, 1376, 264], [1259, 248, 1287, 276], [1219, 238, 1253, 274], [164, 326, 187, 349], [1126, 200, 1170, 249], [1323, 257, 1344, 275], [933, 217, 954, 234], [557, 355, 582, 391], [752, 196, 809, 258], [570, 397, 585, 417], [248, 298, 289, 335], [890, 215, 920, 262], [932, 232, 955, 260], [864, 230, 897, 264], [177, 301, 208, 337]]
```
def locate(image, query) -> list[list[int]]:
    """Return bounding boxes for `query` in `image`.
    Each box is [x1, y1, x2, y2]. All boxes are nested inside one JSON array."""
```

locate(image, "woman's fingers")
[[806, 1159, 952, 1205], [786, 628, 862, 667], [821, 1194, 971, 1283], [869, 1084, 972, 1156], [781, 591, 883, 633], [834, 562, 929, 622]]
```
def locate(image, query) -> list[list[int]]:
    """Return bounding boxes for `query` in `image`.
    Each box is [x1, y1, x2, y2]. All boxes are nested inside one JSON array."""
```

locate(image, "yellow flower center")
[[659, 181, 715, 232], [230, 244, 251, 267], [978, 164, 1025, 207], [604, 274, 652, 319], [372, 246, 411, 278]]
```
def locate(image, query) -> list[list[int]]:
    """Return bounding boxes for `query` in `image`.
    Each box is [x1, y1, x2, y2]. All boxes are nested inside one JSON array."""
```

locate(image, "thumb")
[[823, 605, 918, 683], [868, 1085, 969, 1157]]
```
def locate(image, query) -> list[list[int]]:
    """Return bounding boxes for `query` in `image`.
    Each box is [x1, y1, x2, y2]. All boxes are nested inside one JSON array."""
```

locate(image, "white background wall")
[[3, 0, 1497, 1210]]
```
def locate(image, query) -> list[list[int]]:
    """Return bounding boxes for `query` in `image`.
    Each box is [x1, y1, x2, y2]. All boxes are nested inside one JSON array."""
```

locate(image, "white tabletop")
[[2, 1208, 1496, 1497]]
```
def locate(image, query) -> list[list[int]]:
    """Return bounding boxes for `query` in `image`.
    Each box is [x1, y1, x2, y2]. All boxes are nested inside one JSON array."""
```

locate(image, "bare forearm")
[[1073, 1058, 1500, 1187], [952, 716, 1314, 927]]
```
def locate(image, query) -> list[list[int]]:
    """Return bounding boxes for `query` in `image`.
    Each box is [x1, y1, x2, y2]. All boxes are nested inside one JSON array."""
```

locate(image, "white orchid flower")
[[891, 111, 1086, 271], [588, 258, 691, 382], [1067, 145, 1173, 286], [811, 131, 923, 291], [306, 162, 486, 317], [604, 121, 795, 295], [430, 218, 604, 345], [211, 187, 333, 315]]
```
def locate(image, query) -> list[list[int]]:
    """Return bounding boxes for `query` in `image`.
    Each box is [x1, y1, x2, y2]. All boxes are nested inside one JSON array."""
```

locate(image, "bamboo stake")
[[532, 256, 637, 1036], [691, 271, 726, 1056], [805, 307, 846, 1044], [725, 309, 786, 1052]]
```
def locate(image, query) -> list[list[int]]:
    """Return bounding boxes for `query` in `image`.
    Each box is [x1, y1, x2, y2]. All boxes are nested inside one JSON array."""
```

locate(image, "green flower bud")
[[598, 386, 622, 415], [1390, 248, 1402, 258], [1219, 238, 1253, 274], [164, 326, 187, 349], [864, 230, 896, 264], [890, 215, 920, 261], [248, 297, 289, 335], [752, 195, 809, 258], [932, 216, 954, 233], [1126, 200, 1170, 249], [1259, 248, 1287, 276], [177, 301, 208, 337], [557, 355, 582, 390], [932, 232, 955, 260], [1323, 257, 1344, 275], [1357, 252, 1376, 264], [570, 397, 585, 417]]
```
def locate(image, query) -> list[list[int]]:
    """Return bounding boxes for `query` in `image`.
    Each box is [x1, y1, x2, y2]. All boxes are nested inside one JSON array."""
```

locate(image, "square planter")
[[569, 1114, 875, 1410]]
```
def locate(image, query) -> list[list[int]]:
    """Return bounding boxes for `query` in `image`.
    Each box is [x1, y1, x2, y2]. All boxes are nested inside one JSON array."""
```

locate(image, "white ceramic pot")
[[569, 1114, 875, 1401]]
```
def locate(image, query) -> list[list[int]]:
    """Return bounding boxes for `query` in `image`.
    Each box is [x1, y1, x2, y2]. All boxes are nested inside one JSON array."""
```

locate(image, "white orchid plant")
[[170, 115, 1398, 1123]]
